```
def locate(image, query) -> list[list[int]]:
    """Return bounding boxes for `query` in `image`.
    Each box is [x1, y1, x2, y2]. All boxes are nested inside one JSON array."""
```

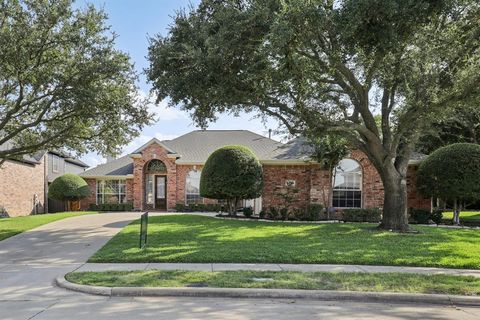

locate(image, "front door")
[[155, 176, 167, 210]]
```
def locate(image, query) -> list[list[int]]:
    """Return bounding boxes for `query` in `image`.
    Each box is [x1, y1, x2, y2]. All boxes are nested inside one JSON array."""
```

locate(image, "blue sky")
[[77, 0, 282, 167]]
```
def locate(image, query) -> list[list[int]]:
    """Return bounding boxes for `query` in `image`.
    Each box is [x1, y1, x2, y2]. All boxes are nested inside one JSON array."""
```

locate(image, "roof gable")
[[132, 138, 178, 154]]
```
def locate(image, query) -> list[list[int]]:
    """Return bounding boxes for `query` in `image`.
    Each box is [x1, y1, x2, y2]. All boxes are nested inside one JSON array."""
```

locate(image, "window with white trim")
[[332, 159, 362, 208], [96, 179, 126, 204], [185, 170, 203, 204]]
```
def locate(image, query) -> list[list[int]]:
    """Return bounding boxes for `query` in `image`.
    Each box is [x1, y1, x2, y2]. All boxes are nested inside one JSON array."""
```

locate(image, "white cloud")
[[81, 153, 105, 169], [121, 135, 152, 156], [138, 89, 187, 121]]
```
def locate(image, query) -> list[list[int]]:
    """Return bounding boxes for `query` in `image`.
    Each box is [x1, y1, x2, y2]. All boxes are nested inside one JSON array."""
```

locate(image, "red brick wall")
[[175, 164, 218, 205], [262, 165, 311, 210], [261, 151, 428, 211], [407, 165, 431, 209], [80, 178, 134, 210], [81, 178, 96, 210], [348, 150, 384, 209], [79, 146, 430, 212], [132, 143, 177, 210], [0, 157, 46, 217]]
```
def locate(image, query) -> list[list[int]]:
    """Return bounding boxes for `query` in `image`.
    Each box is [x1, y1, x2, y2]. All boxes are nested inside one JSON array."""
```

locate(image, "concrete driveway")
[[0, 212, 479, 320]]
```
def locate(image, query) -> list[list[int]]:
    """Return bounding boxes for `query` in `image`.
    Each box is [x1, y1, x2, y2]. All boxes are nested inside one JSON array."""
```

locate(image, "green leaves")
[[48, 173, 90, 201], [200, 145, 263, 200], [0, 0, 151, 160], [417, 143, 480, 201]]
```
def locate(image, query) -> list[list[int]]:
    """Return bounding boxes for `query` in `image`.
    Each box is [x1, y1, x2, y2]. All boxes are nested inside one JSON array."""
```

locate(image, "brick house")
[[0, 147, 89, 217], [79, 130, 430, 213]]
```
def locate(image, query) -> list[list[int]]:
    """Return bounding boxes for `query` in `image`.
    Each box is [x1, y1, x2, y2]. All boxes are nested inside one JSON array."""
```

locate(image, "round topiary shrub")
[[200, 145, 263, 215], [49, 174, 90, 210], [417, 143, 480, 223]]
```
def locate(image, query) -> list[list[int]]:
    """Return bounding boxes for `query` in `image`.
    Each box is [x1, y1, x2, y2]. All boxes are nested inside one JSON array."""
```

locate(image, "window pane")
[[186, 170, 203, 204], [156, 177, 166, 199], [333, 159, 362, 208], [146, 175, 154, 204], [96, 179, 126, 205]]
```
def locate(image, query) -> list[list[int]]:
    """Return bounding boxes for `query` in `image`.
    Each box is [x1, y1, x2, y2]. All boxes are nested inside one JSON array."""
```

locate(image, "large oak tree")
[[147, 0, 480, 231], [0, 0, 151, 163]]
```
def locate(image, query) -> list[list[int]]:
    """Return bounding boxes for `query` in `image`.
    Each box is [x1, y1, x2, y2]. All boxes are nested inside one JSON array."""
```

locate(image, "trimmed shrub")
[[243, 206, 253, 218], [307, 203, 324, 221], [259, 209, 266, 219], [200, 145, 263, 214], [342, 208, 382, 223], [196, 203, 206, 212], [410, 208, 430, 224], [48, 174, 90, 204], [206, 203, 216, 212], [92, 203, 133, 211], [410, 208, 443, 224], [431, 209, 443, 224], [268, 206, 279, 220], [279, 208, 289, 220], [417, 143, 480, 223], [175, 203, 186, 212]]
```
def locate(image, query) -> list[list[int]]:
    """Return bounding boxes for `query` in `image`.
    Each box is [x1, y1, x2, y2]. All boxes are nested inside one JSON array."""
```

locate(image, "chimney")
[[268, 129, 272, 139]]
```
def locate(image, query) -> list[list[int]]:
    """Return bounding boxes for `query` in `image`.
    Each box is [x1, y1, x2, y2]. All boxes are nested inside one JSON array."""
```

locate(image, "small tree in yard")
[[200, 145, 263, 215], [49, 174, 90, 211], [417, 143, 480, 224], [309, 135, 349, 218]]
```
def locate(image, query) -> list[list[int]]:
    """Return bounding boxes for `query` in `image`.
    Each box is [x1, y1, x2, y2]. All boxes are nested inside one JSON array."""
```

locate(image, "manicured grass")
[[0, 211, 97, 241], [89, 215, 480, 269], [66, 270, 480, 296], [443, 211, 480, 221]]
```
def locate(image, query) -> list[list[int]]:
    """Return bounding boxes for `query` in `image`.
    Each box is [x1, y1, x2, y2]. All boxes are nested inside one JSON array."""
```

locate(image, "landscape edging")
[[55, 276, 480, 306]]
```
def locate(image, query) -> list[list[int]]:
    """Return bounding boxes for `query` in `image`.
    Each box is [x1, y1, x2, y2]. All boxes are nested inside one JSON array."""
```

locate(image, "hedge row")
[[175, 203, 224, 212], [88, 203, 133, 211]]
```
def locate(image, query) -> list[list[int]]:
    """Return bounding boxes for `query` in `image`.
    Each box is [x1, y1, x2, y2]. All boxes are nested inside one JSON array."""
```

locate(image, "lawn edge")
[[55, 276, 480, 306]]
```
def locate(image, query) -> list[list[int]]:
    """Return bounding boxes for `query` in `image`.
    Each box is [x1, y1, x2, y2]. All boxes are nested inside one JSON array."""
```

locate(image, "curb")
[[55, 276, 480, 306]]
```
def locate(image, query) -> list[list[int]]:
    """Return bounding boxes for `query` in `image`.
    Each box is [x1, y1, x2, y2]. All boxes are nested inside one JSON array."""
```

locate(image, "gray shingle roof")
[[80, 130, 428, 177], [80, 155, 133, 177], [162, 130, 285, 164], [0, 141, 44, 164]]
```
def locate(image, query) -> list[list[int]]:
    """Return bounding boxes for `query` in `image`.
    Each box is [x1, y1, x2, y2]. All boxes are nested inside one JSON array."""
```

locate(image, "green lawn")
[[0, 211, 97, 241], [66, 270, 480, 296], [443, 211, 480, 221], [90, 215, 480, 269]]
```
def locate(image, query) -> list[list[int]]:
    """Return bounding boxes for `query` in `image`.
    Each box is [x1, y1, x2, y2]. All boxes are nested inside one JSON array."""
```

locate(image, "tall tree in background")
[[147, 0, 480, 232], [417, 105, 480, 154], [0, 0, 151, 163]]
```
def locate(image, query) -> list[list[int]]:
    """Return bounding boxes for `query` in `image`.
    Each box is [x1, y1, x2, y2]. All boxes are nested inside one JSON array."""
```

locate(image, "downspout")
[[44, 154, 48, 214]]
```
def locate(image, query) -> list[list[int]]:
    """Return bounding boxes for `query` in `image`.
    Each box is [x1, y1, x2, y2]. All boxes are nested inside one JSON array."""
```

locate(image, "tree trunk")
[[453, 199, 460, 225], [378, 168, 410, 232]]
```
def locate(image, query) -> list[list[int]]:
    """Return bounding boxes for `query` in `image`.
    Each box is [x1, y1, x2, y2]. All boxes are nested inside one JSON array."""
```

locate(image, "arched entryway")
[[144, 159, 167, 210]]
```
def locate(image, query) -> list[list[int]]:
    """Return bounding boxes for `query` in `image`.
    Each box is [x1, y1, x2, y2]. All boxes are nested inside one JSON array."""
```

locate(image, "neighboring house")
[[80, 130, 430, 213], [45, 151, 90, 213], [0, 148, 89, 217]]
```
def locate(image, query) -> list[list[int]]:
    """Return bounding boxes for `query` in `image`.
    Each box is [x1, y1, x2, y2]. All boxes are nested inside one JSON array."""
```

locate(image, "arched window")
[[146, 159, 167, 173], [333, 159, 362, 208], [186, 170, 203, 204]]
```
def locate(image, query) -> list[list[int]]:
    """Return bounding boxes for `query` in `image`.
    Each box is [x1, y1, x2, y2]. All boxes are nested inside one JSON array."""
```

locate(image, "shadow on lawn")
[[90, 215, 480, 269]]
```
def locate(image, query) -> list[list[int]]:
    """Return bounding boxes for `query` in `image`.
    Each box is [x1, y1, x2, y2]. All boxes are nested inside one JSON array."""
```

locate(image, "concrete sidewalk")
[[75, 262, 480, 277]]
